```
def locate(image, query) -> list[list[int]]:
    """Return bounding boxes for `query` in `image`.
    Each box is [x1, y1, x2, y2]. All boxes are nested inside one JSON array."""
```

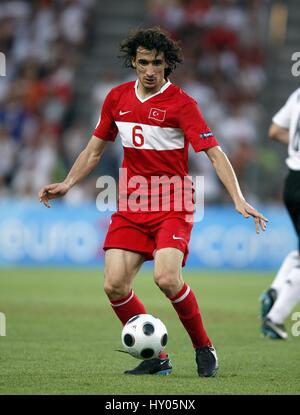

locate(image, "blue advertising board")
[[0, 200, 297, 270]]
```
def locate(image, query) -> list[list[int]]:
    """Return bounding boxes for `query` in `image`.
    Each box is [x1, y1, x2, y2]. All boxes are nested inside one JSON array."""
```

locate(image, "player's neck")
[[137, 79, 167, 99]]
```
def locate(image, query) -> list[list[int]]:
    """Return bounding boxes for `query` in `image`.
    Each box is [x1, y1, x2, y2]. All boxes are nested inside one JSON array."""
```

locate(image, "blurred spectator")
[[12, 133, 57, 198], [0, 127, 17, 185], [59, 0, 89, 46], [92, 72, 120, 127], [62, 120, 87, 167]]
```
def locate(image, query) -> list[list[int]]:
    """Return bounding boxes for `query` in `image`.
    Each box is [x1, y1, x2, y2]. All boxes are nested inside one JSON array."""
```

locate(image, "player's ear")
[[132, 57, 136, 68]]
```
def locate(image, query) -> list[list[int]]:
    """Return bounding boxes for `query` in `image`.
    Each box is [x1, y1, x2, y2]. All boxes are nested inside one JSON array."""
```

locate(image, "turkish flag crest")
[[149, 108, 166, 122]]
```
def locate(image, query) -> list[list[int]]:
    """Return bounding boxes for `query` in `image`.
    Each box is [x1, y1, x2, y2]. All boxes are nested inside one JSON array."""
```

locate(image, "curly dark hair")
[[119, 27, 183, 77]]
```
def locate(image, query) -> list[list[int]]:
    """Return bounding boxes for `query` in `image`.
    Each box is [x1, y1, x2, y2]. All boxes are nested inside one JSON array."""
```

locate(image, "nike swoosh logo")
[[172, 235, 184, 240], [119, 110, 131, 116]]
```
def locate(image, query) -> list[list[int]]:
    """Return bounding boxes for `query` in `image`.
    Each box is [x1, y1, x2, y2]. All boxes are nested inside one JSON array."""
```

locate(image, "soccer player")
[[39, 27, 268, 377], [261, 87, 300, 340]]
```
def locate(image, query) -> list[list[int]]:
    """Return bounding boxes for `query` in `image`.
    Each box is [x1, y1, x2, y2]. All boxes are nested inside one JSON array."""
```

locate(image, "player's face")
[[132, 48, 168, 93]]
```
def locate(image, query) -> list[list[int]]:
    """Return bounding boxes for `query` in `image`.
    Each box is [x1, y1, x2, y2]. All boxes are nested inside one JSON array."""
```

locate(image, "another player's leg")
[[154, 247, 218, 377], [262, 261, 300, 340], [260, 251, 298, 319], [262, 173, 300, 339]]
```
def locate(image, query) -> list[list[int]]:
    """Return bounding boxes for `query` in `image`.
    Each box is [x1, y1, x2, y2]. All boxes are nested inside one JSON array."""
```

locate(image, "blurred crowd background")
[[0, 0, 297, 205]]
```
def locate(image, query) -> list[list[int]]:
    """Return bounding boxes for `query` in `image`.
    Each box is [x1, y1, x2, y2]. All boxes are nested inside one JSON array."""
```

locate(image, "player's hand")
[[235, 199, 268, 234], [39, 182, 70, 208]]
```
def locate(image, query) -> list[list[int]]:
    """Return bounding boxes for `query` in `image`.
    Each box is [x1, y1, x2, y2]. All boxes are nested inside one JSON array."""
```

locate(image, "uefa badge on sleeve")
[[149, 108, 166, 122]]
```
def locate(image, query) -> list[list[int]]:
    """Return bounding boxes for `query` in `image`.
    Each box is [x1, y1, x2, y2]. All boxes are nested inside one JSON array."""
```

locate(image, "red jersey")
[[93, 80, 218, 212]]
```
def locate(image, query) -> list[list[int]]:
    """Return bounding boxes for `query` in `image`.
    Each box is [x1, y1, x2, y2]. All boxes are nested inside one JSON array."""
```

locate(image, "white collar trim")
[[134, 79, 171, 103]]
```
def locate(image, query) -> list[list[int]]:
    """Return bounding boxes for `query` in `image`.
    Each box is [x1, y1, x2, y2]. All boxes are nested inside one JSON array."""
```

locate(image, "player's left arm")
[[204, 145, 268, 234]]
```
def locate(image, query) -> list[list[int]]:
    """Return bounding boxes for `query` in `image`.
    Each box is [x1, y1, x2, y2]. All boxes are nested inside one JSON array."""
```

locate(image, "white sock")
[[268, 266, 300, 324], [271, 251, 299, 293]]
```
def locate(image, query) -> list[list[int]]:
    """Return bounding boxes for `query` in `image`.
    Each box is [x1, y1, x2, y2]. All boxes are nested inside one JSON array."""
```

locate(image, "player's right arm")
[[269, 123, 289, 145], [39, 136, 107, 207]]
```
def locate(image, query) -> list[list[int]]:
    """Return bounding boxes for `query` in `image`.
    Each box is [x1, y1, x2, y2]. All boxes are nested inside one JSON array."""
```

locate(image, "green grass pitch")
[[0, 268, 300, 395]]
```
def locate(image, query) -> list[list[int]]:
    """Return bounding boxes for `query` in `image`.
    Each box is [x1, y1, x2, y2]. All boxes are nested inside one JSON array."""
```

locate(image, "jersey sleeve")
[[179, 100, 219, 152], [93, 89, 118, 141], [272, 89, 299, 129]]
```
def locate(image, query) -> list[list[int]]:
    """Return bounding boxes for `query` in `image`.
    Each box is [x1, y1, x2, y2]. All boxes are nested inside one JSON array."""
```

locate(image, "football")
[[121, 314, 168, 360]]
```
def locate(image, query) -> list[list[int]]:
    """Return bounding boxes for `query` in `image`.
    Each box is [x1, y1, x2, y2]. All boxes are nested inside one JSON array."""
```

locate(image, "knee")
[[154, 270, 182, 297], [103, 269, 130, 300], [103, 280, 130, 300]]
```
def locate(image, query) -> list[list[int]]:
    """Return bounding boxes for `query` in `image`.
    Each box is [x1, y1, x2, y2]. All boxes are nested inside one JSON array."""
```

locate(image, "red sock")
[[169, 283, 212, 348], [109, 290, 146, 325]]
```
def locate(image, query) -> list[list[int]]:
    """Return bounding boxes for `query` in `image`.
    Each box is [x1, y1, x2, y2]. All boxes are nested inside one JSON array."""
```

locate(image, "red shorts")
[[103, 211, 193, 266]]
